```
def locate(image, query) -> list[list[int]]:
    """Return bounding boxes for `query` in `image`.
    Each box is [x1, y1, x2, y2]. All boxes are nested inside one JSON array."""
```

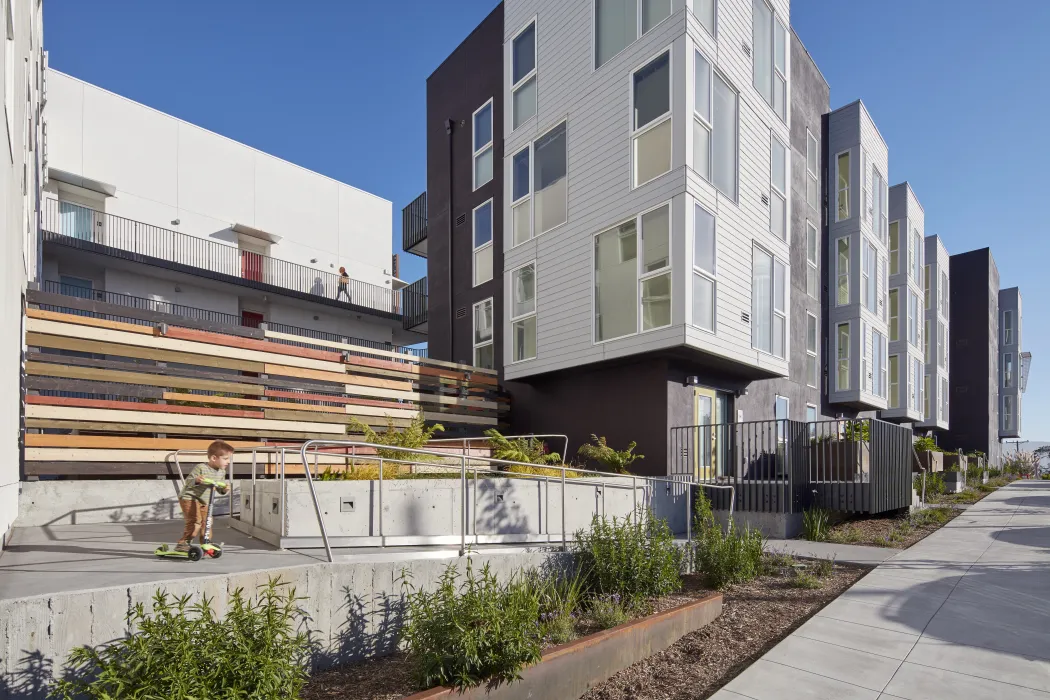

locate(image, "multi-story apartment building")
[[883, 183, 924, 423], [943, 248, 1001, 465], [918, 234, 950, 432], [0, 0, 44, 547], [998, 287, 1025, 439], [825, 101, 889, 413], [41, 70, 424, 352]]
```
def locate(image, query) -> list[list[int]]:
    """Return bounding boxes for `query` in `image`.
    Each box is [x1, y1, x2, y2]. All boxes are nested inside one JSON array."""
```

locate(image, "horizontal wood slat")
[[26, 395, 265, 418], [26, 404, 347, 434], [161, 392, 345, 414], [26, 376, 166, 399], [27, 332, 266, 373], [25, 419, 343, 441], [27, 307, 156, 334], [26, 361, 266, 395], [162, 325, 343, 363]]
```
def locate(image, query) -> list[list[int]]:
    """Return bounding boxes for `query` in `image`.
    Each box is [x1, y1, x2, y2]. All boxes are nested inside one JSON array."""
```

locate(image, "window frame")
[[806, 220, 819, 299], [940, 270, 949, 317], [472, 198, 494, 287], [924, 264, 931, 310], [941, 376, 949, 422], [911, 228, 923, 281], [888, 288, 899, 342], [510, 19, 538, 132], [508, 120, 568, 250], [835, 150, 851, 222], [593, 0, 674, 71], [806, 312, 818, 388], [862, 238, 877, 313], [4, 0, 14, 160], [1004, 352, 1014, 388], [872, 166, 887, 244], [908, 290, 919, 348], [924, 372, 931, 420], [472, 297, 495, 369], [835, 236, 850, 307], [873, 330, 887, 398], [806, 128, 819, 212], [751, 0, 787, 121], [631, 47, 673, 188], [691, 201, 717, 333], [938, 320, 946, 369], [692, 48, 713, 183], [924, 318, 930, 364], [710, 67, 739, 201], [471, 98, 494, 191], [1004, 394, 1015, 432], [510, 144, 533, 247], [836, 321, 850, 392], [508, 261, 538, 364], [889, 354, 900, 408], [1004, 309, 1013, 345], [888, 221, 900, 275], [751, 243, 787, 359], [769, 132, 788, 241], [694, 0, 717, 37]]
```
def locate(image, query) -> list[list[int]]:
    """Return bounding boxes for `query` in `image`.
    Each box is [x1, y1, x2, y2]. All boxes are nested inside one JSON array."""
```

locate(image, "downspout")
[[446, 118, 454, 362]]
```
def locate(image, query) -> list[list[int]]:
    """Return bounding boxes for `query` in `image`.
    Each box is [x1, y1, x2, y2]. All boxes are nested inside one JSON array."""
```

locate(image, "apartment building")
[[942, 248, 1000, 464], [41, 70, 424, 352], [882, 183, 923, 422], [918, 234, 950, 432], [998, 287, 1026, 439], [0, 0, 44, 547]]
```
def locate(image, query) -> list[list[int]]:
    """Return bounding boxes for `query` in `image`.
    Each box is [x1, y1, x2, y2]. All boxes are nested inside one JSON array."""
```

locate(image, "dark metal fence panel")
[[869, 419, 913, 513], [403, 276, 428, 330], [402, 192, 428, 252]]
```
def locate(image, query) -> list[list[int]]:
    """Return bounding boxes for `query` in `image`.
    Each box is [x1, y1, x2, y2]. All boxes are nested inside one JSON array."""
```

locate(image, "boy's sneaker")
[[175, 543, 190, 553]]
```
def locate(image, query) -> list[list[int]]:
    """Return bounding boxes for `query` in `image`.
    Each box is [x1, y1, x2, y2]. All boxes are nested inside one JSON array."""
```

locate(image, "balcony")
[[41, 199, 404, 321], [402, 191, 427, 258], [403, 276, 428, 332]]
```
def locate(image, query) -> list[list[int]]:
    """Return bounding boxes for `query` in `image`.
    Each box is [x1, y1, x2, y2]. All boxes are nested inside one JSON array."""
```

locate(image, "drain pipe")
[[445, 118, 455, 361]]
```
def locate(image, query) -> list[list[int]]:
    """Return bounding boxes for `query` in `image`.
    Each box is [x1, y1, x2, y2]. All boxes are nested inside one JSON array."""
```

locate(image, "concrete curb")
[[404, 592, 723, 700]]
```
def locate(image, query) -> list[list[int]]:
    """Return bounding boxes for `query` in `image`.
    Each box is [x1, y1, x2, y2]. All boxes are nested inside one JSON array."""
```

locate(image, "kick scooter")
[[155, 479, 227, 561]]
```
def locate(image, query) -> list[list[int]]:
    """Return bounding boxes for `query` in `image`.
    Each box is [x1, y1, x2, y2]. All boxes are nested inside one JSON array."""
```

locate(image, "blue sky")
[[44, 0, 1048, 440]]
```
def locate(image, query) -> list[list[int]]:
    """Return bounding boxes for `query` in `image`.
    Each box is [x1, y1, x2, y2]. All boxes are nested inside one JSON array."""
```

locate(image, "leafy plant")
[[502, 464, 582, 478], [790, 570, 822, 589], [827, 524, 861, 544], [691, 491, 764, 590], [914, 471, 945, 497], [802, 508, 831, 542], [760, 552, 796, 576], [484, 429, 562, 466], [572, 510, 683, 604], [576, 435, 644, 474], [50, 579, 312, 700], [532, 568, 585, 645], [318, 463, 400, 481], [349, 412, 444, 463], [812, 557, 835, 578], [588, 594, 629, 629], [914, 436, 941, 453], [843, 420, 870, 442], [400, 561, 542, 690]]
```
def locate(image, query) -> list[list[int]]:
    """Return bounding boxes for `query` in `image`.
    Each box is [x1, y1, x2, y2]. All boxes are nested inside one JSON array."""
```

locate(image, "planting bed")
[[821, 505, 960, 548]]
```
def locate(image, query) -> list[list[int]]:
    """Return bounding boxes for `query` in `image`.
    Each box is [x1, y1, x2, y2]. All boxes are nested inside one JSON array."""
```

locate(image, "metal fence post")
[[460, 454, 467, 556], [378, 456, 384, 547], [561, 466, 567, 551]]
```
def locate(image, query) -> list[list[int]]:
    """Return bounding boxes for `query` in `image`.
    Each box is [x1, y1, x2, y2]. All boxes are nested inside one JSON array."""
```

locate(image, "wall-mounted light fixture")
[[171, 219, 180, 226], [684, 376, 700, 387]]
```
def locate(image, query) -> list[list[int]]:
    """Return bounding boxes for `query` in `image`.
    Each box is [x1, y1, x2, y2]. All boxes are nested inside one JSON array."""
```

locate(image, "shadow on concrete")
[[0, 650, 54, 700], [999, 495, 1050, 509]]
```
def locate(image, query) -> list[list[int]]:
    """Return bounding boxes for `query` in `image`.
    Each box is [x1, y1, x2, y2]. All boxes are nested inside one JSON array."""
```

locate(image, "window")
[[1004, 310, 1013, 345], [473, 298, 494, 369], [693, 51, 711, 181], [775, 395, 789, 425], [835, 237, 850, 306], [872, 168, 887, 243], [510, 264, 537, 362], [1004, 395, 1015, 432], [806, 221, 818, 299], [941, 377, 949, 422], [712, 72, 738, 200], [806, 404, 817, 424], [472, 100, 493, 190], [923, 265, 931, 310], [534, 121, 567, 234], [595, 0, 672, 69], [908, 291, 919, 347], [751, 246, 786, 358], [937, 321, 945, 369], [769, 135, 787, 240], [862, 240, 876, 313], [942, 325, 948, 369], [924, 374, 931, 420], [693, 203, 716, 331], [511, 22, 537, 130], [911, 229, 922, 281], [511, 146, 532, 246], [836, 151, 850, 221], [633, 51, 672, 187], [873, 330, 886, 398], [924, 319, 930, 364], [836, 323, 850, 392], [889, 221, 899, 275], [862, 322, 869, 393], [4, 0, 13, 158], [889, 355, 899, 408], [694, 0, 715, 35], [1004, 353, 1014, 388], [888, 288, 899, 342], [806, 129, 819, 212], [752, 0, 786, 121], [940, 271, 949, 317], [640, 204, 671, 330], [911, 357, 923, 412], [473, 200, 493, 286], [806, 313, 818, 388]]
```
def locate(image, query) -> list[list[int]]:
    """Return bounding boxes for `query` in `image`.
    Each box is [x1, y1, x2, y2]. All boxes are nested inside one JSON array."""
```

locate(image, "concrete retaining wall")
[[0, 549, 570, 699]]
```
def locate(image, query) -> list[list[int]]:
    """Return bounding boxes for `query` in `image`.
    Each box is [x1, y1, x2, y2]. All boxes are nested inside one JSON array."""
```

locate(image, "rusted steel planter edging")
[[405, 592, 723, 700]]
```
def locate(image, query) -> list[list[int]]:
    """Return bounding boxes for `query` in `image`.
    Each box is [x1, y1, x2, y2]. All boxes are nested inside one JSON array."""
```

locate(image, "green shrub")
[[576, 435, 643, 474], [484, 429, 562, 465], [400, 561, 542, 690], [533, 568, 585, 645], [812, 557, 835, 578], [802, 508, 831, 542], [588, 594, 629, 629], [349, 412, 444, 462], [827, 524, 861, 544], [691, 492, 764, 590], [912, 506, 954, 527], [843, 420, 870, 442], [790, 570, 822, 589], [572, 510, 682, 604], [760, 552, 796, 576], [50, 579, 311, 700], [914, 436, 941, 453], [915, 471, 945, 497]]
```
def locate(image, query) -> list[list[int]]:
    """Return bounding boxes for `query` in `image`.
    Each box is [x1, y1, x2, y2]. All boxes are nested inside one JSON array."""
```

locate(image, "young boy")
[[176, 440, 233, 552]]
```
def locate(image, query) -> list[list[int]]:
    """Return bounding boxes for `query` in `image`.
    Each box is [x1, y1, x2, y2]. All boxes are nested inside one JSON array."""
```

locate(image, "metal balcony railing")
[[402, 192, 427, 256], [41, 198, 401, 319], [403, 276, 428, 330]]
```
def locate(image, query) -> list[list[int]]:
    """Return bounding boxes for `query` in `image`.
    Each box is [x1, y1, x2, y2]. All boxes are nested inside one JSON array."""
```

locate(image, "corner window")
[[751, 245, 786, 358], [862, 239, 876, 313], [473, 200, 494, 286], [924, 373, 931, 419], [806, 313, 818, 388], [941, 377, 949, 422], [472, 100, 493, 190], [511, 146, 532, 246], [473, 298, 494, 369], [836, 322, 850, 392], [873, 330, 886, 398], [1004, 309, 1013, 345], [835, 236, 850, 306], [924, 264, 931, 310], [911, 229, 923, 281], [693, 51, 712, 181], [912, 357, 923, 412], [908, 290, 919, 347], [888, 288, 899, 342], [640, 204, 671, 330], [751, 0, 786, 121], [595, 0, 672, 69], [1004, 395, 1015, 432], [889, 355, 899, 408], [806, 221, 818, 299], [1004, 353, 1014, 388], [806, 129, 819, 212], [693, 203, 716, 331], [712, 72, 738, 200], [510, 264, 537, 362], [510, 121, 567, 247], [924, 319, 931, 364], [511, 22, 537, 130], [769, 134, 787, 240], [836, 151, 851, 221], [694, 0, 716, 35], [889, 221, 900, 275], [940, 271, 949, 317], [633, 50, 672, 187], [872, 168, 887, 244], [937, 321, 945, 369]]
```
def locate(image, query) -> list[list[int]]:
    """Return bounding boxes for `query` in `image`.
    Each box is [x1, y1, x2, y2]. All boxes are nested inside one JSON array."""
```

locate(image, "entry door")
[[239, 239, 267, 282], [693, 386, 721, 480], [241, 310, 265, 328]]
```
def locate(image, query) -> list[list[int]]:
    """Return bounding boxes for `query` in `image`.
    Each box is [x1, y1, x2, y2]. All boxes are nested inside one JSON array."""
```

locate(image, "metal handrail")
[[426, 434, 571, 465]]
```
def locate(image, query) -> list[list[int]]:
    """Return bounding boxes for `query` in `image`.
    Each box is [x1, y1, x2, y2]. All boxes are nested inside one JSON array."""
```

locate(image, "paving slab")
[[764, 538, 899, 565]]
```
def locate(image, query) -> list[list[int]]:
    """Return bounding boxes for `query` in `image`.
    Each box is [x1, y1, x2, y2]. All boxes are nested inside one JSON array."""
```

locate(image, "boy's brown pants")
[[178, 498, 209, 545]]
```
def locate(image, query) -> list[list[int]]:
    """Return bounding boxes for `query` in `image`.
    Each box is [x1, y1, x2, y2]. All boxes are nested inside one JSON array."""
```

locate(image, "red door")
[[241, 251, 263, 281], [241, 310, 265, 328]]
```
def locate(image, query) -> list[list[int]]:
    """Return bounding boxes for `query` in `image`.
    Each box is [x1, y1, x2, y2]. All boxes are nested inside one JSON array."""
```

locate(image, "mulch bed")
[[823, 504, 963, 549]]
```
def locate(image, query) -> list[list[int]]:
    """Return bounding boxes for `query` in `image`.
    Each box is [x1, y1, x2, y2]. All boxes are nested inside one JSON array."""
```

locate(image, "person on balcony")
[[336, 267, 351, 302]]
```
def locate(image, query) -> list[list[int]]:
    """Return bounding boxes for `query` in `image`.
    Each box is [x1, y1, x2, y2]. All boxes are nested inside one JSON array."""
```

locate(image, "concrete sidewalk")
[[765, 538, 899, 566], [712, 481, 1050, 700]]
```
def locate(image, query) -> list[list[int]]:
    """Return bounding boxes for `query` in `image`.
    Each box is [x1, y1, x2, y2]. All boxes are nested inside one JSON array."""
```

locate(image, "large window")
[[862, 239, 876, 313], [908, 290, 919, 347], [473, 200, 493, 286], [1004, 353, 1014, 388], [889, 221, 899, 275], [836, 151, 850, 221], [595, 0, 672, 69], [1004, 309, 1014, 345], [770, 135, 787, 240], [752, 0, 786, 121], [911, 356, 923, 412], [806, 313, 818, 388], [1004, 395, 1015, 432], [473, 298, 494, 369], [693, 203, 716, 332], [511, 146, 531, 246], [941, 377, 949, 422], [806, 221, 818, 299], [510, 263, 537, 362], [924, 264, 931, 309], [712, 72, 738, 200], [751, 246, 786, 358], [594, 204, 672, 342], [835, 237, 850, 306], [473, 100, 494, 190], [924, 373, 931, 420], [511, 22, 537, 130], [836, 322, 850, 392], [693, 51, 711, 181], [940, 271, 949, 317], [889, 354, 899, 408], [911, 229, 922, 281], [511, 121, 567, 247], [938, 321, 946, 369], [873, 330, 886, 398], [694, 0, 715, 35], [872, 168, 887, 244], [634, 51, 672, 187], [806, 129, 819, 212], [888, 288, 899, 342], [924, 319, 931, 364]]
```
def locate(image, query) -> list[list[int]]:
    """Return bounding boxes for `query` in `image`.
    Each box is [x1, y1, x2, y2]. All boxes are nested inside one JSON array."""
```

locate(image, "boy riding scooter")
[[155, 440, 233, 561]]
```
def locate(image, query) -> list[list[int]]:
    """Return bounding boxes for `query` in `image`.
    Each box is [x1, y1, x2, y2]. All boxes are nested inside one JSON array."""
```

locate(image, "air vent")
[[456, 213, 467, 227], [456, 307, 468, 319], [741, 41, 752, 57], [740, 312, 750, 324], [760, 194, 769, 206]]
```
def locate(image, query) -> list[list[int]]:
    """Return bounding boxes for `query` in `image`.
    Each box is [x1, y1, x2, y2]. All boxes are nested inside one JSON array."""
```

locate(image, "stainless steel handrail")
[[427, 434, 571, 466]]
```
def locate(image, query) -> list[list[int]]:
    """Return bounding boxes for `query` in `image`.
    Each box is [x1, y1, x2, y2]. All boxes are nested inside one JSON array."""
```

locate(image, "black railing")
[[403, 276, 428, 330], [669, 418, 913, 515], [402, 192, 427, 255], [42, 198, 401, 318]]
